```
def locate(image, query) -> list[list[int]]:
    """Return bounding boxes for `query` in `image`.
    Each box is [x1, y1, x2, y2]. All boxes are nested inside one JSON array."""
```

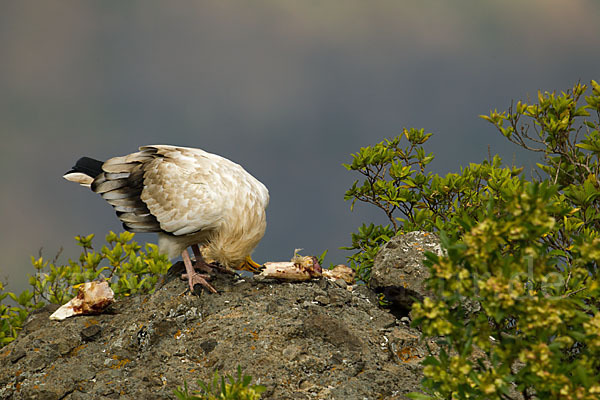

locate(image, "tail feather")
[[63, 157, 104, 187], [64, 151, 162, 233]]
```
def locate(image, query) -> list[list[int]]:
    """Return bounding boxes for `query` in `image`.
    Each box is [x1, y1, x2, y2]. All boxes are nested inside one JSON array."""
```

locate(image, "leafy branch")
[[0, 231, 170, 347]]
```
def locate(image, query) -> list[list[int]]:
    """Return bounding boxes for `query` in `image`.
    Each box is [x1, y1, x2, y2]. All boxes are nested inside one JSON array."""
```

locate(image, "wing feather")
[[90, 145, 266, 242], [140, 145, 229, 236], [92, 179, 130, 193], [90, 149, 162, 233]]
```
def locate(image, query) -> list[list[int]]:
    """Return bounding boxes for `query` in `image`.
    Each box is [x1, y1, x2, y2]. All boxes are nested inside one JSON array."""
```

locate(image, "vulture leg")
[[181, 248, 217, 294], [191, 244, 214, 273], [191, 244, 236, 275]]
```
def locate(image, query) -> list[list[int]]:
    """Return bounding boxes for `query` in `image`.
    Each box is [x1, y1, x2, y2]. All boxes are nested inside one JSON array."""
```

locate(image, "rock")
[[370, 231, 444, 315], [0, 261, 430, 400], [80, 325, 101, 342], [9, 348, 25, 364]]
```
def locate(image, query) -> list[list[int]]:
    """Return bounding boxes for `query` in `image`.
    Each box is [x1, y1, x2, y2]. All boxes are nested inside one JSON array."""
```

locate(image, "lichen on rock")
[[0, 261, 431, 400], [370, 231, 445, 315]]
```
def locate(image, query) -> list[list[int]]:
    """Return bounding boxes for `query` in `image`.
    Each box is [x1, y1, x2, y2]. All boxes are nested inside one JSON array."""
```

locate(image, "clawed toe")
[[193, 261, 214, 274], [182, 272, 217, 294]]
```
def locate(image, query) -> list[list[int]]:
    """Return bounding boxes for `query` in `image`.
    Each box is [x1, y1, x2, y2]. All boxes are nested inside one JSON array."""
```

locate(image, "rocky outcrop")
[[0, 261, 439, 400], [370, 231, 444, 315]]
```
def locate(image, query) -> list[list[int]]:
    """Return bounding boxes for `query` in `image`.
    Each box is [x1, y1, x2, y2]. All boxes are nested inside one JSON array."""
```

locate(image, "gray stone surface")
[[0, 262, 435, 400], [370, 231, 444, 313]]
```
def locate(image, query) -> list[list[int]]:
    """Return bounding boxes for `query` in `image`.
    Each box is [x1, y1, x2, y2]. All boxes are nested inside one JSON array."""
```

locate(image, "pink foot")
[[182, 248, 218, 294], [181, 272, 217, 294]]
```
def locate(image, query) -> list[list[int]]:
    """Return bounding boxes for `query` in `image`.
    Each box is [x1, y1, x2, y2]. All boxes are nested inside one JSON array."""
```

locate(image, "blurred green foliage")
[[174, 365, 265, 400], [345, 80, 600, 398], [0, 231, 170, 347]]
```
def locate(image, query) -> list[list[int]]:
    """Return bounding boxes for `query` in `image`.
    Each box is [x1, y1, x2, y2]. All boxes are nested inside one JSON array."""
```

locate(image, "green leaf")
[[406, 393, 434, 400]]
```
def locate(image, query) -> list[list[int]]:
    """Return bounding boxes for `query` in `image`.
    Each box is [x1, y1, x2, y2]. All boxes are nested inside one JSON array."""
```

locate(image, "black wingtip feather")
[[65, 157, 104, 178]]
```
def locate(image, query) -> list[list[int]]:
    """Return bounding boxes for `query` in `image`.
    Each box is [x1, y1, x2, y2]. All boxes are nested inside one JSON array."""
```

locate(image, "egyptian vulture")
[[63, 145, 269, 293]]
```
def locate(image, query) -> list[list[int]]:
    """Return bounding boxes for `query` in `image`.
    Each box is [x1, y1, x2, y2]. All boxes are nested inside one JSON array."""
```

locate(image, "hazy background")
[[1, 1, 600, 294]]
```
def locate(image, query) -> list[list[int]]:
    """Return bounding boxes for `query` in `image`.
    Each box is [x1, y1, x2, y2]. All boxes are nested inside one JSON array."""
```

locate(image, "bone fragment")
[[322, 264, 356, 284], [260, 255, 322, 281], [50, 281, 114, 321]]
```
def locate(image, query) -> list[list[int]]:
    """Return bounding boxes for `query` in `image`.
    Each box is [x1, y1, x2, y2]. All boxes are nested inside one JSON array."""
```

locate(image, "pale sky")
[[1, 1, 599, 293]]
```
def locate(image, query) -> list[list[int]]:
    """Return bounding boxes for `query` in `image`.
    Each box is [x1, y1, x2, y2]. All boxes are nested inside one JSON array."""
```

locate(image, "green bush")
[[343, 129, 523, 282], [174, 365, 266, 400], [411, 180, 600, 398], [411, 81, 600, 399], [345, 80, 600, 398], [0, 231, 170, 347]]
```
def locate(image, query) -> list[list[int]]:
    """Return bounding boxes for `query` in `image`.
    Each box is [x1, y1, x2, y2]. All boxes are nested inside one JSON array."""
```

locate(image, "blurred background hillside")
[[1, 1, 600, 294]]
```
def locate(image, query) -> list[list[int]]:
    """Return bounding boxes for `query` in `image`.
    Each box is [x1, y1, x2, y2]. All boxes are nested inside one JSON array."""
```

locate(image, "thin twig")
[[563, 287, 587, 298], [553, 159, 561, 185]]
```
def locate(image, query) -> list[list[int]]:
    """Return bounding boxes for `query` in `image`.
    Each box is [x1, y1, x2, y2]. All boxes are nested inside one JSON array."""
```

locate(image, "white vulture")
[[63, 145, 269, 293]]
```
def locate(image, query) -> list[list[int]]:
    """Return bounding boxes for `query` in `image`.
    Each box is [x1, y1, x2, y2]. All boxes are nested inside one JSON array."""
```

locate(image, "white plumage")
[[64, 145, 269, 292]]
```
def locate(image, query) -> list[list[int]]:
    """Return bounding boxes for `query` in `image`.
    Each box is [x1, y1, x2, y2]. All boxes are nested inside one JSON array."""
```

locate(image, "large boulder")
[[370, 231, 444, 314], [0, 262, 436, 400]]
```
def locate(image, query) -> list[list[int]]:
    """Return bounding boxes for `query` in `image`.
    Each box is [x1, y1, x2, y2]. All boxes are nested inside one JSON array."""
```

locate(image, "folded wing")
[[91, 145, 227, 236]]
